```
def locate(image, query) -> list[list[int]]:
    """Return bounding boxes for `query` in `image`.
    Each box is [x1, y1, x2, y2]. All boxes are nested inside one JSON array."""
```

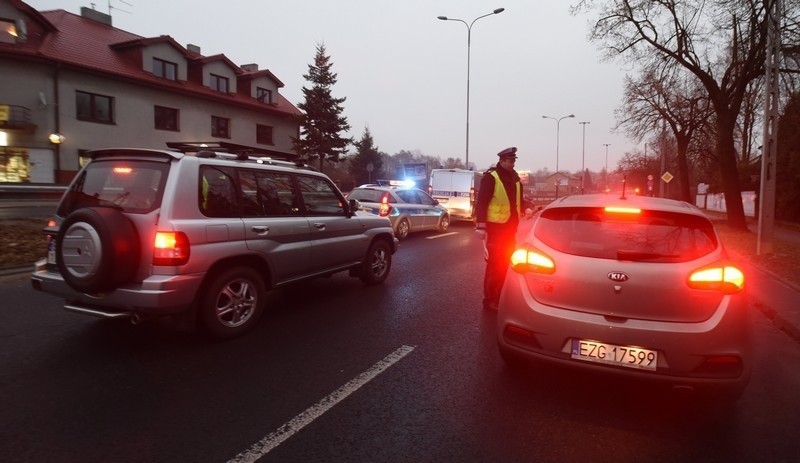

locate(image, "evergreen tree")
[[293, 43, 352, 172], [349, 127, 385, 186]]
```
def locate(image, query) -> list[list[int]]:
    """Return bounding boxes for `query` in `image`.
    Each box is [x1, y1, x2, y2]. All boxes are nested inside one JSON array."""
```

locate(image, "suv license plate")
[[570, 339, 658, 371]]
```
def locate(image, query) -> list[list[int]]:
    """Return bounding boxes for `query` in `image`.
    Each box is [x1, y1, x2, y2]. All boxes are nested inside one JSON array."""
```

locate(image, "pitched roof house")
[[0, 0, 302, 183]]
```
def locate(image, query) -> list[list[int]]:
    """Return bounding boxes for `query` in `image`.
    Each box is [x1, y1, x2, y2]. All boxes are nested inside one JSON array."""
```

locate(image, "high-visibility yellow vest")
[[487, 170, 521, 223]]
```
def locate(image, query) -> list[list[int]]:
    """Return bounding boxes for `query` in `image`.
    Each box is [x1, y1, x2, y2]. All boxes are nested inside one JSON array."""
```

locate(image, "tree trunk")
[[716, 116, 747, 230], [675, 136, 692, 203]]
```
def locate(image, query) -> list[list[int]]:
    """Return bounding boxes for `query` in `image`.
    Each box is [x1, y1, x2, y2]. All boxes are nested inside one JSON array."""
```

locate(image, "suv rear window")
[[534, 207, 718, 263], [58, 160, 168, 215]]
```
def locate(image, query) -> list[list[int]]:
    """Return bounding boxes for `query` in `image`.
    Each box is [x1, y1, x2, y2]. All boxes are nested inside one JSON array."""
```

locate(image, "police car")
[[346, 181, 450, 239]]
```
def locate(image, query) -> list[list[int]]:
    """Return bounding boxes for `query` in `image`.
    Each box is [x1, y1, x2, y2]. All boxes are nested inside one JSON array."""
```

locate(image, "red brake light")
[[604, 206, 641, 214], [379, 195, 392, 217], [153, 231, 190, 266], [687, 263, 744, 294], [510, 247, 556, 275]]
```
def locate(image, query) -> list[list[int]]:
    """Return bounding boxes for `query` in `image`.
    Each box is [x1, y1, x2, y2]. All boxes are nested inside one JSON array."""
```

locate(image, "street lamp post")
[[438, 8, 505, 170], [579, 121, 589, 194], [542, 114, 574, 198], [603, 143, 611, 192]]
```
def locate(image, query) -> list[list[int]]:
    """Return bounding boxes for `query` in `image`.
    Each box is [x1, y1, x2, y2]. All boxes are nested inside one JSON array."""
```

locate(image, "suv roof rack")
[[193, 150, 317, 171]]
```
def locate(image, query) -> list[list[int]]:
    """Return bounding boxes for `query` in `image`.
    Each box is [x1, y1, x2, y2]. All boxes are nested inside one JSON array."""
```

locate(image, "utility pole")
[[758, 0, 781, 255], [579, 121, 590, 194]]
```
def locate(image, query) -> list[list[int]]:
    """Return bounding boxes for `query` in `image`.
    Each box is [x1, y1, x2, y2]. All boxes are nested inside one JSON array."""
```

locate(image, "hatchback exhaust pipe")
[[671, 384, 697, 395]]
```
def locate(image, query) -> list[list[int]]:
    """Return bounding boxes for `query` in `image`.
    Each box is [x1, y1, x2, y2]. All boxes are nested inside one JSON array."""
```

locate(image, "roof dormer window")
[[153, 57, 177, 81], [256, 87, 272, 104], [210, 74, 229, 94], [1, 19, 18, 44]]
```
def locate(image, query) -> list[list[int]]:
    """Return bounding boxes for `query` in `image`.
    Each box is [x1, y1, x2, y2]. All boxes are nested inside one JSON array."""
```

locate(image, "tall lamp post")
[[579, 121, 590, 194], [438, 8, 505, 170], [603, 143, 611, 192], [542, 114, 574, 198]]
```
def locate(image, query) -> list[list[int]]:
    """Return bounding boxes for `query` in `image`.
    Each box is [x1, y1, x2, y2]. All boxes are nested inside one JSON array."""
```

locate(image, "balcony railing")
[[0, 104, 37, 131]]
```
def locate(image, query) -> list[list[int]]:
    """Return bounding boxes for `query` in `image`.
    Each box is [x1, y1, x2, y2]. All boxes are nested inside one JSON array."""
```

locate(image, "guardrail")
[[0, 185, 66, 202]]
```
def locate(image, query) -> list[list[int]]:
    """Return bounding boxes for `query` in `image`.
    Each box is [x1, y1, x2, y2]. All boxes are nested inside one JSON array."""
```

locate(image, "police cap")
[[497, 147, 518, 159]]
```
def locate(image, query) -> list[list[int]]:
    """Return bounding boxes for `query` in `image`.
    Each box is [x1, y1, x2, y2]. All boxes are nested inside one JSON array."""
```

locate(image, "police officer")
[[474, 147, 533, 312]]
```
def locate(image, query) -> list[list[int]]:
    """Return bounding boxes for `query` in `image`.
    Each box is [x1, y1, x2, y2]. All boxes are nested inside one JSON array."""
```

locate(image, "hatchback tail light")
[[510, 247, 556, 275], [379, 196, 393, 217], [153, 231, 190, 266], [687, 262, 744, 294]]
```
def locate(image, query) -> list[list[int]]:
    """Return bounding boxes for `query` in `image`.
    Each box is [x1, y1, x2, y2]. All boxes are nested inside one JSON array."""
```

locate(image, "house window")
[[154, 106, 179, 131], [76, 90, 114, 123], [211, 116, 230, 138], [256, 124, 273, 145], [210, 74, 229, 94], [256, 87, 272, 104], [0, 148, 30, 182], [153, 58, 177, 81]]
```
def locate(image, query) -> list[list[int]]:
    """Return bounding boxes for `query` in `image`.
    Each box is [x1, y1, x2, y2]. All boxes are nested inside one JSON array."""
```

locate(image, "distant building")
[[545, 172, 580, 194], [0, 0, 302, 184]]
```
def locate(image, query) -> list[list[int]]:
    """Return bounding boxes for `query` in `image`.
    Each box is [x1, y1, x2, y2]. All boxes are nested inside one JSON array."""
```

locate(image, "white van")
[[428, 168, 483, 221]]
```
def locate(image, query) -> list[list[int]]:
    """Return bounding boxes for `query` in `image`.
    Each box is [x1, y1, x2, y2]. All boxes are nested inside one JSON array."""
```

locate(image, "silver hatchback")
[[497, 194, 751, 400]]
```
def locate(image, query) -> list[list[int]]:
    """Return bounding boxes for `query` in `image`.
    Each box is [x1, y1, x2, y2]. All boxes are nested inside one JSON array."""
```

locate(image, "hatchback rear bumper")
[[497, 273, 753, 391]]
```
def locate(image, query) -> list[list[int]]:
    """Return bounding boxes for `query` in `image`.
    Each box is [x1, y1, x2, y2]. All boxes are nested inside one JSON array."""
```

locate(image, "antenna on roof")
[[108, 0, 133, 15], [619, 175, 628, 200]]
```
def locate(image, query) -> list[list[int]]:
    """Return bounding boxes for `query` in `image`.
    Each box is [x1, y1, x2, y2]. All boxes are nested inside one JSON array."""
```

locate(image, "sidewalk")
[[705, 210, 800, 343], [741, 259, 800, 343]]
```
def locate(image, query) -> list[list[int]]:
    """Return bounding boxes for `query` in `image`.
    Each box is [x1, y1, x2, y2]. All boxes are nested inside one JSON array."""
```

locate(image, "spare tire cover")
[[56, 207, 140, 293]]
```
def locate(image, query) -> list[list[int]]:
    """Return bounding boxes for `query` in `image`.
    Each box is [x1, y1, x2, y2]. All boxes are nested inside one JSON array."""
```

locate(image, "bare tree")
[[572, 0, 799, 229], [617, 64, 714, 201]]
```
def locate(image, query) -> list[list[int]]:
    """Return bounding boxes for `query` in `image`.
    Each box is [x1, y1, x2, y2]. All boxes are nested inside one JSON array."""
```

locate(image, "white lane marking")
[[227, 344, 416, 463], [426, 232, 458, 239]]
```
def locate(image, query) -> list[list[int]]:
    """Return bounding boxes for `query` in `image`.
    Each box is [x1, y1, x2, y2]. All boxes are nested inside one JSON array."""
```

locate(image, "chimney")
[[187, 44, 201, 55], [80, 7, 112, 26], [241, 64, 259, 72]]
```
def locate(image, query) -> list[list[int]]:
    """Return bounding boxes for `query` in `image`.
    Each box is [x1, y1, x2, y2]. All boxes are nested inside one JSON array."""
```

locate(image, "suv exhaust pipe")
[[64, 304, 132, 320]]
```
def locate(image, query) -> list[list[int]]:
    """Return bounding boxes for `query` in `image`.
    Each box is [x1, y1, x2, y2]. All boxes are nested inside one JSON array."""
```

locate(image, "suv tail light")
[[153, 231, 190, 266], [510, 247, 556, 275], [687, 262, 744, 294]]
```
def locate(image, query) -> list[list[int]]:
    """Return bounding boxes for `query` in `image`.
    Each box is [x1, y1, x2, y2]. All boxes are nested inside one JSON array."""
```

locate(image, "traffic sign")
[[661, 171, 674, 183]]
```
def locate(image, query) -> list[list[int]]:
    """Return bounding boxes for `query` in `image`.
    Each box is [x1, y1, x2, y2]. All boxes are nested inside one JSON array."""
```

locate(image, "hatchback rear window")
[[534, 207, 718, 262], [58, 160, 168, 215], [347, 189, 392, 203]]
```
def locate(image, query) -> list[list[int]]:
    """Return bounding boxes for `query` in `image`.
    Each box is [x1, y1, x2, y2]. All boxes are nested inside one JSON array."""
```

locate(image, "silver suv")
[[31, 148, 397, 339]]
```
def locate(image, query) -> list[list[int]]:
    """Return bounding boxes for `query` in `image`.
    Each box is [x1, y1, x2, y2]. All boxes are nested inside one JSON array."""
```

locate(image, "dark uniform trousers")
[[483, 221, 518, 306]]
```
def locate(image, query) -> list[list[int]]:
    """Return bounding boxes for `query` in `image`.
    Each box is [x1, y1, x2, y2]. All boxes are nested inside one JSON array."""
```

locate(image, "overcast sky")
[[25, 0, 639, 173]]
